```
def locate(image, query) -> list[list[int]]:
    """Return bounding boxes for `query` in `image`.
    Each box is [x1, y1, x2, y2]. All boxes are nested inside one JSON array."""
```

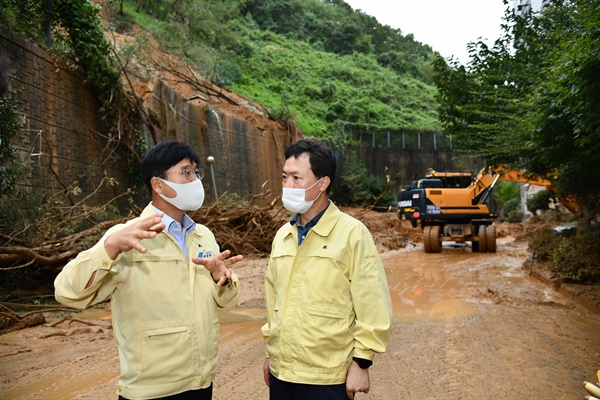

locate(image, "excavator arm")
[[478, 167, 578, 215]]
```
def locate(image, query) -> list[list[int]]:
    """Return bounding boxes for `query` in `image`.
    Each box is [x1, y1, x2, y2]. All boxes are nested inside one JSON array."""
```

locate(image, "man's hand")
[[104, 213, 165, 260], [192, 249, 244, 286], [263, 358, 270, 387], [346, 360, 370, 399]]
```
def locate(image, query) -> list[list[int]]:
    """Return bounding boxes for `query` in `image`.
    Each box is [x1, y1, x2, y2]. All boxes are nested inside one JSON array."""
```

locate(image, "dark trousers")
[[269, 373, 348, 400], [118, 384, 213, 400]]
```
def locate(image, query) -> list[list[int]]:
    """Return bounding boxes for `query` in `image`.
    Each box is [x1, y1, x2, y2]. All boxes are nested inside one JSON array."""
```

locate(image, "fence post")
[[402, 130, 405, 149], [387, 130, 390, 148], [418, 131, 421, 149], [372, 130, 375, 148], [434, 131, 437, 150]]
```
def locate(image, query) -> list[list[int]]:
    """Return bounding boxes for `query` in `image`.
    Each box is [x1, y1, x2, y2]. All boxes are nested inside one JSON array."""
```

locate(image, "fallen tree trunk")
[[0, 218, 129, 270]]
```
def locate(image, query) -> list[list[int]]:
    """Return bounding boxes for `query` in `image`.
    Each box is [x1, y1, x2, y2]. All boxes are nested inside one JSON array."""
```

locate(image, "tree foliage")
[[433, 0, 600, 233], [51, 0, 120, 111]]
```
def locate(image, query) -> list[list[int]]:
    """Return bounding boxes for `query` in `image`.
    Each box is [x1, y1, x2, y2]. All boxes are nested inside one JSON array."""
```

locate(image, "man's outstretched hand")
[[104, 213, 165, 260], [192, 249, 244, 286]]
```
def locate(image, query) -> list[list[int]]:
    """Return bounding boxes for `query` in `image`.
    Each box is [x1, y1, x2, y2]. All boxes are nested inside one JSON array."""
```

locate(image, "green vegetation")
[[331, 152, 393, 207], [531, 227, 600, 283], [504, 199, 523, 223], [493, 181, 520, 222], [52, 0, 120, 113], [433, 0, 600, 235], [0, 95, 20, 196], [111, 0, 441, 138], [526, 189, 554, 214], [229, 31, 439, 136]]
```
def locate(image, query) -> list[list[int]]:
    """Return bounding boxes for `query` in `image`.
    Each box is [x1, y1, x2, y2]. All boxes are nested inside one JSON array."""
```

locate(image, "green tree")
[[433, 0, 600, 234], [524, 0, 600, 233]]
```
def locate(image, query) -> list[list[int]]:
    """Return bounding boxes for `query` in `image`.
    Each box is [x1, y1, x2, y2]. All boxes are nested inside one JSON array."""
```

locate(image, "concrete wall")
[[145, 80, 291, 204], [1, 26, 128, 205], [356, 146, 482, 195]]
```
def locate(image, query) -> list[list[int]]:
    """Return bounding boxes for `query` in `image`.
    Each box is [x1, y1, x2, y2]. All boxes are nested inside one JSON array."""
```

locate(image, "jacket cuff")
[[352, 357, 373, 369]]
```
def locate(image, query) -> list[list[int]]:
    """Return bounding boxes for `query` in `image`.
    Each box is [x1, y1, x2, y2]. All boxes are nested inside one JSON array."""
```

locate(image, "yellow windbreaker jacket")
[[262, 201, 392, 384], [54, 204, 240, 400]]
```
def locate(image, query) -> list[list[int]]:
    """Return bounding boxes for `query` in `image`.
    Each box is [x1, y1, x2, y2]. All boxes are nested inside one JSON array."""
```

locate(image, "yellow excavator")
[[397, 167, 576, 253]]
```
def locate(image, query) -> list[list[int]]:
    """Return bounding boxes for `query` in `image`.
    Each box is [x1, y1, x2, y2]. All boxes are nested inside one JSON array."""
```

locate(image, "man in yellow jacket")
[[55, 140, 243, 400], [262, 139, 392, 399]]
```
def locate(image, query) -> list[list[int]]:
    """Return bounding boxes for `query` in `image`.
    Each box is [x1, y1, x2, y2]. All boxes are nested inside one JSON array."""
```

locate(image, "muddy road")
[[1, 234, 599, 399]]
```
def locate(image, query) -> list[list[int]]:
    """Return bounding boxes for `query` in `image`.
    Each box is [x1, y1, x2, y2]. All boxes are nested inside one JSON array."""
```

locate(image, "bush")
[[506, 209, 524, 223], [531, 227, 600, 283], [551, 230, 600, 282], [502, 197, 520, 216], [527, 189, 553, 213], [531, 228, 563, 261]]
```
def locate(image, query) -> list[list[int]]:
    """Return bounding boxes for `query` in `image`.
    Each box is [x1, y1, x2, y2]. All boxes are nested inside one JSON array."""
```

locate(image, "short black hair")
[[140, 141, 200, 194], [284, 139, 336, 194]]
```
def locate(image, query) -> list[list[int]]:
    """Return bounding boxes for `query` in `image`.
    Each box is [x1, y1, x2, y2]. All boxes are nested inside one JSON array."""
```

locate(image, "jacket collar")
[[140, 203, 157, 217], [284, 200, 341, 239]]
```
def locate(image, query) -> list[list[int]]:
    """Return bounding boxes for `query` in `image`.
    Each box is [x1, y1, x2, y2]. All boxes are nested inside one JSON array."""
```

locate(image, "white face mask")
[[282, 178, 323, 214], [158, 178, 205, 211]]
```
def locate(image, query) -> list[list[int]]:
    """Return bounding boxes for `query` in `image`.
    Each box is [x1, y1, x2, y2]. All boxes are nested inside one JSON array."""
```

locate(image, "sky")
[[343, 0, 510, 64]]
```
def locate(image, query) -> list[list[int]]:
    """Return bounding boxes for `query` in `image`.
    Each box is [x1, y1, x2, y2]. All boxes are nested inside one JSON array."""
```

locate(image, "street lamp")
[[206, 156, 218, 202]]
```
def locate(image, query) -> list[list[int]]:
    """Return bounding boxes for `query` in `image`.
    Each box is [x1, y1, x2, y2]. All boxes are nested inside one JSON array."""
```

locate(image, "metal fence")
[[344, 125, 453, 150]]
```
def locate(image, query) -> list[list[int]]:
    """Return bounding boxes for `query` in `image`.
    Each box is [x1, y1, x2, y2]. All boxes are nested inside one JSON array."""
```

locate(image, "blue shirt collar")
[[290, 202, 330, 246], [151, 204, 196, 234]]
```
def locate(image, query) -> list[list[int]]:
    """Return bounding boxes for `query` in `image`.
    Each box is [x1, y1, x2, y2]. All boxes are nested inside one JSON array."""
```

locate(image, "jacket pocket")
[[139, 320, 193, 383], [206, 316, 220, 368], [297, 304, 353, 368], [306, 304, 346, 319]]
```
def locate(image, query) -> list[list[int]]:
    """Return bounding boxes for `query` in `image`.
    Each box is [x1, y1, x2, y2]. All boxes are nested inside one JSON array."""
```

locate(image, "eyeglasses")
[[165, 167, 205, 182]]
